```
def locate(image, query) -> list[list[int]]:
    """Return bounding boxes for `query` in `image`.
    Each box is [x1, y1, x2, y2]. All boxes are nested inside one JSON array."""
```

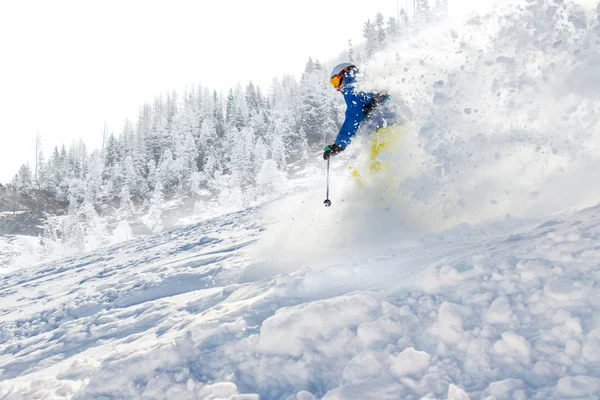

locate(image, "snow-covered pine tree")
[[86, 150, 105, 204], [171, 112, 198, 193], [297, 60, 338, 147], [198, 117, 222, 185], [213, 90, 226, 141], [375, 13, 386, 49], [363, 19, 377, 59], [144, 168, 165, 233], [387, 16, 400, 40]]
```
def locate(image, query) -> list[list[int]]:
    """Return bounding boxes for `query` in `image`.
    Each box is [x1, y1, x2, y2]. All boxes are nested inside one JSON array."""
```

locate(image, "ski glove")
[[323, 144, 343, 160]]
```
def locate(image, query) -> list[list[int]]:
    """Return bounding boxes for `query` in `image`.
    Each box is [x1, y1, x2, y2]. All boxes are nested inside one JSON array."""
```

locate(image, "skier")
[[323, 62, 397, 165]]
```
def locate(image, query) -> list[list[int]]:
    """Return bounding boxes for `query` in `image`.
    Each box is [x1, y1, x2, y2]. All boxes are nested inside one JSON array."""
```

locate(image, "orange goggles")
[[330, 66, 354, 88]]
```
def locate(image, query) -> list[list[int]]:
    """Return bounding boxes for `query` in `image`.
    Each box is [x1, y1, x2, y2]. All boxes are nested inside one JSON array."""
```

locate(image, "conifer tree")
[[363, 19, 377, 59], [375, 13, 386, 49]]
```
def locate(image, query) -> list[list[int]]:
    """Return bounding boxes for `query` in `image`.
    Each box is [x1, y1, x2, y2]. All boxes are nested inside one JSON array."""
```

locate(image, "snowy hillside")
[[2, 0, 600, 398], [2, 176, 600, 399]]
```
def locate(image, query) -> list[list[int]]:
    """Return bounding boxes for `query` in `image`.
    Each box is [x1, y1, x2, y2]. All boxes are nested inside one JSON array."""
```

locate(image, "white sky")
[[0, 0, 482, 184]]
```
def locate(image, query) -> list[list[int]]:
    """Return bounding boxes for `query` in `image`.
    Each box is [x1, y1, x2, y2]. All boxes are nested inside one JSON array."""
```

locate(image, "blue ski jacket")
[[334, 69, 395, 149]]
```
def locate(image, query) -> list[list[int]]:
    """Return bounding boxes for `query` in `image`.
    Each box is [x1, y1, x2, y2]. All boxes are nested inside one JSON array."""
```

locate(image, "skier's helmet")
[[330, 63, 356, 88]]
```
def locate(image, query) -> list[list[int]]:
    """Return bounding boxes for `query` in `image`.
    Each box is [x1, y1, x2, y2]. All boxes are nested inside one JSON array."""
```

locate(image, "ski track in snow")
[[3, 0, 600, 398]]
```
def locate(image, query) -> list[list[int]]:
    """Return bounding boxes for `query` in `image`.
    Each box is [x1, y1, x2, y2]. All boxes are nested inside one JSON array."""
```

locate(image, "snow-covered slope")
[[2, 0, 600, 399], [2, 190, 600, 399]]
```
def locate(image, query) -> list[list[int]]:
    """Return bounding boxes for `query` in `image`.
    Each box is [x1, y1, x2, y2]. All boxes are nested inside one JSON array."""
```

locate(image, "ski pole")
[[323, 157, 332, 207]]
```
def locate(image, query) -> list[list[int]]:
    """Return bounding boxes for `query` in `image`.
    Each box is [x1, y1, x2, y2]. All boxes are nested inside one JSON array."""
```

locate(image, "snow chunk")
[[257, 293, 383, 357], [568, 15, 586, 29], [493, 332, 531, 362], [496, 56, 515, 65], [485, 296, 513, 325], [388, 347, 431, 377], [582, 328, 600, 364], [544, 277, 592, 306], [293, 392, 317, 400], [564, 339, 581, 357], [551, 310, 583, 340], [418, 266, 463, 293], [357, 317, 406, 350], [484, 379, 525, 399], [556, 376, 600, 397], [343, 352, 383, 383], [433, 92, 451, 106], [57, 357, 101, 380], [582, 341, 600, 364], [198, 382, 238, 398], [429, 302, 465, 343], [448, 384, 470, 400], [517, 259, 551, 284]]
